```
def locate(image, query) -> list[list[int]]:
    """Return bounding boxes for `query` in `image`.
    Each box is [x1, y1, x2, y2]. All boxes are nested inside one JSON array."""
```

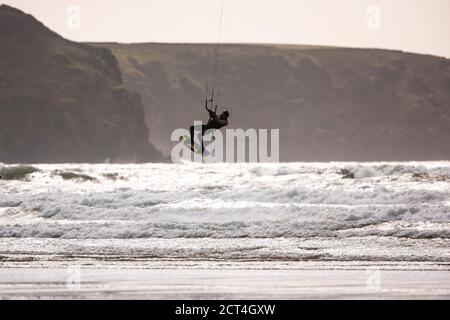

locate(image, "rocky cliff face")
[[104, 43, 450, 161], [0, 5, 164, 163]]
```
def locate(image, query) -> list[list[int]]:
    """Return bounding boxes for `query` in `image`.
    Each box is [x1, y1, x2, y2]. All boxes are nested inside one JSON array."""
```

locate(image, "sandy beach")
[[0, 261, 449, 299]]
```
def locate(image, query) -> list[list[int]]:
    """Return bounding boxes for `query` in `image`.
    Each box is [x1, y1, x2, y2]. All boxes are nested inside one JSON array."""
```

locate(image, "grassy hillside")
[[102, 42, 450, 161], [0, 5, 164, 163]]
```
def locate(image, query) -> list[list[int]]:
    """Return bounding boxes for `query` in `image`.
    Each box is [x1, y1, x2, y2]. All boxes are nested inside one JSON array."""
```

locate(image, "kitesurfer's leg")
[[201, 125, 208, 154], [189, 125, 195, 151]]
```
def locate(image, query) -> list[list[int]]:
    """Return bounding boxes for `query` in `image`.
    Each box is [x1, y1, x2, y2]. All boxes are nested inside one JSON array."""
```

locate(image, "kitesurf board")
[[179, 135, 212, 157]]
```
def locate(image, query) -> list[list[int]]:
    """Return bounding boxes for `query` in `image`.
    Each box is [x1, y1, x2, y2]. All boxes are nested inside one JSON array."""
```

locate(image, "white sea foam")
[[0, 162, 449, 242]]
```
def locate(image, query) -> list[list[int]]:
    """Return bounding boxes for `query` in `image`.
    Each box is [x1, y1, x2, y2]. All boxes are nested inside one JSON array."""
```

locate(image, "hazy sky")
[[2, 0, 450, 57]]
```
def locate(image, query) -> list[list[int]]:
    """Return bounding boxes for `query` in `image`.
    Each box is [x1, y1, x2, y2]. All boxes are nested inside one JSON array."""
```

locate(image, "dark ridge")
[[0, 5, 165, 163]]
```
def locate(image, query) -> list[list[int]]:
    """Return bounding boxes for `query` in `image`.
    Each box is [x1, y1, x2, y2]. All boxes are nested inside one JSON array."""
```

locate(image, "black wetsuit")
[[190, 109, 228, 152]]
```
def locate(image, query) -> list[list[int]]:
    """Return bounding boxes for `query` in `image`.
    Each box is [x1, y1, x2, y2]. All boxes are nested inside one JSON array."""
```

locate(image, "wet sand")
[[1, 261, 449, 299]]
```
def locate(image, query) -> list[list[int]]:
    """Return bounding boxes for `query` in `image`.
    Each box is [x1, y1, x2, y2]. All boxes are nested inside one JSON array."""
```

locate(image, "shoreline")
[[1, 260, 449, 299]]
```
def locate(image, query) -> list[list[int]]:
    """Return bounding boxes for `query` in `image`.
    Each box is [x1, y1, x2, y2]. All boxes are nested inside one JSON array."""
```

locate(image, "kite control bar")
[[205, 89, 217, 113]]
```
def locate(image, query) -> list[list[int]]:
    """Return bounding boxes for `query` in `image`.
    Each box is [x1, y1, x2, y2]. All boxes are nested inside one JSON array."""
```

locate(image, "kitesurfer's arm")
[[208, 109, 217, 119], [206, 117, 227, 129], [205, 99, 216, 117], [214, 118, 228, 128]]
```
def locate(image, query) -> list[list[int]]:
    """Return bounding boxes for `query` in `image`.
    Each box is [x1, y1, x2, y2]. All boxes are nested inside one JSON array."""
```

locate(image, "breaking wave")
[[0, 162, 449, 240]]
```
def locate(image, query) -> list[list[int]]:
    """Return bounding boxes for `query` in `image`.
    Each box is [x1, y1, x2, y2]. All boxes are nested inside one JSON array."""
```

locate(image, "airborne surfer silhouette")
[[188, 0, 231, 154], [189, 98, 229, 153]]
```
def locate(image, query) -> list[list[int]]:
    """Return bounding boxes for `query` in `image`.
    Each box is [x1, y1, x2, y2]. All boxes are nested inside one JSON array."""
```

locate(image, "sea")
[[1, 161, 449, 265]]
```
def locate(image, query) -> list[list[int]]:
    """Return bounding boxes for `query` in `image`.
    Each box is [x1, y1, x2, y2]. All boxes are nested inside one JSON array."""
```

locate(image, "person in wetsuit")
[[189, 100, 229, 153]]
